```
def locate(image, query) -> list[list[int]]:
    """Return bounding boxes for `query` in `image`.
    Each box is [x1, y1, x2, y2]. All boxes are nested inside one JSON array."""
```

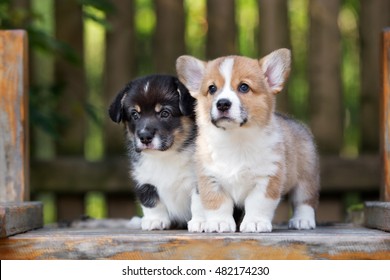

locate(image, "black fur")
[[108, 75, 195, 124], [136, 184, 160, 208]]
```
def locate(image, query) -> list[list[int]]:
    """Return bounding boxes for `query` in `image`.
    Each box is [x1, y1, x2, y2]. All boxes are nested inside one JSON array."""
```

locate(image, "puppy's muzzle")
[[137, 129, 155, 145], [216, 98, 232, 112]]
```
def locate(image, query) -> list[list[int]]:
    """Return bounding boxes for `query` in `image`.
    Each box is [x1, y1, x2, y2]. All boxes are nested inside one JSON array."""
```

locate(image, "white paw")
[[204, 219, 236, 233], [141, 217, 171, 230], [289, 205, 316, 230], [187, 219, 205, 232], [288, 218, 315, 230], [240, 218, 273, 233]]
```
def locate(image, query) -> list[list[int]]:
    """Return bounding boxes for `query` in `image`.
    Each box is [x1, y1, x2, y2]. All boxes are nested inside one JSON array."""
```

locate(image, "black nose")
[[216, 98, 232, 112], [138, 130, 155, 144]]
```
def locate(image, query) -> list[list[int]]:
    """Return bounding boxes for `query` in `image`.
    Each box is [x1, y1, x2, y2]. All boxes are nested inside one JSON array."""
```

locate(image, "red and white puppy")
[[176, 49, 320, 233]]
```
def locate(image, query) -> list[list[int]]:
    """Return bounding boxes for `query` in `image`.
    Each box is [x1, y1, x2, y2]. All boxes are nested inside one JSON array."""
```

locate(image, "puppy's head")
[[109, 75, 195, 152], [176, 49, 291, 129]]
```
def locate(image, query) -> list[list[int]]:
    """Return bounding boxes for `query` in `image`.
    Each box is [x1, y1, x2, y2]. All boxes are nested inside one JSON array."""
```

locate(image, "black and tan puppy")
[[109, 75, 202, 230]]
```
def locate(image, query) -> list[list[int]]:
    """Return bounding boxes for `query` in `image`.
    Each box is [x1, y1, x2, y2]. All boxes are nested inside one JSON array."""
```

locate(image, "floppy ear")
[[259, 48, 291, 94], [175, 78, 196, 117], [108, 84, 130, 123], [176, 55, 206, 98]]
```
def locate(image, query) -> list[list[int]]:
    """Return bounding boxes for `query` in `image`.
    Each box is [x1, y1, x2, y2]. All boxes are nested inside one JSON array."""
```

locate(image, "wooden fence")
[[6, 0, 390, 224]]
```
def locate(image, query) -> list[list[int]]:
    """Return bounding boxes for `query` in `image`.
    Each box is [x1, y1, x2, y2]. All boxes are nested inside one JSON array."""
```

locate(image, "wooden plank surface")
[[382, 27, 390, 202], [365, 202, 390, 232], [0, 30, 29, 202], [0, 202, 43, 238], [0, 224, 389, 260]]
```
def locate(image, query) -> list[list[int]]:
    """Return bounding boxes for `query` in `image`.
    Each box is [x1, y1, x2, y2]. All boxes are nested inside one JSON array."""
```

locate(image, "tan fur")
[[266, 161, 284, 200]]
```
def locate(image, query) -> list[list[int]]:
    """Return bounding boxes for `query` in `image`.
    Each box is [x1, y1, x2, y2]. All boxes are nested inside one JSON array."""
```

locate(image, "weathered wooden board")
[[382, 27, 390, 202], [365, 201, 390, 232], [0, 202, 43, 238], [0, 30, 29, 202], [0, 224, 389, 260]]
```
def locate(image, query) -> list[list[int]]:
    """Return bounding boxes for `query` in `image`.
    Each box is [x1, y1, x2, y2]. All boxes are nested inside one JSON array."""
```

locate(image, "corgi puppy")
[[176, 49, 320, 233], [109, 75, 203, 230]]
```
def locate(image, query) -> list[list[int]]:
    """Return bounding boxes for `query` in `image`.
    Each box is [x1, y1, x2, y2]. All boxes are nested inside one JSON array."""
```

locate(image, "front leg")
[[188, 189, 206, 232], [240, 173, 282, 233], [136, 184, 171, 230], [198, 175, 236, 233]]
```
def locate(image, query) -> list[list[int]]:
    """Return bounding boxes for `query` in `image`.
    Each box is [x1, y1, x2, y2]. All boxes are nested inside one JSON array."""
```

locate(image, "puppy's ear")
[[259, 48, 291, 94], [108, 84, 130, 123], [175, 79, 196, 117], [176, 55, 206, 98]]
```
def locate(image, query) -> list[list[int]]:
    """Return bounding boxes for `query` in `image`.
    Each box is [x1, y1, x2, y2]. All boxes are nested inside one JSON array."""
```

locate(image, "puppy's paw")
[[204, 218, 236, 233], [141, 217, 171, 230], [288, 218, 315, 230], [240, 218, 272, 233], [289, 205, 316, 230], [187, 219, 205, 233]]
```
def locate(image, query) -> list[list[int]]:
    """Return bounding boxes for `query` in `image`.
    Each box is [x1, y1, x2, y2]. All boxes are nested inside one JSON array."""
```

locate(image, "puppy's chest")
[[203, 128, 282, 199], [132, 150, 194, 190]]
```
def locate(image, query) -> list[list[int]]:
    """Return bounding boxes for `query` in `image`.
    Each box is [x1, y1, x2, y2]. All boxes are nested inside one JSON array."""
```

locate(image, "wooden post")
[[154, 0, 186, 74], [0, 30, 43, 237], [206, 0, 237, 59], [308, 0, 343, 154], [365, 28, 390, 232], [0, 30, 29, 202], [381, 28, 390, 202], [104, 0, 135, 155], [258, 0, 291, 113], [359, 0, 390, 152]]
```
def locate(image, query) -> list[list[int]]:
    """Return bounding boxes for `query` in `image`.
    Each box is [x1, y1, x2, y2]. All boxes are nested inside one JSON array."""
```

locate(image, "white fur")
[[135, 133, 162, 151], [201, 118, 283, 233], [240, 182, 280, 232], [144, 81, 149, 93], [289, 204, 316, 230], [211, 58, 244, 126], [141, 202, 171, 230], [187, 190, 206, 232], [203, 197, 236, 233], [133, 148, 197, 228]]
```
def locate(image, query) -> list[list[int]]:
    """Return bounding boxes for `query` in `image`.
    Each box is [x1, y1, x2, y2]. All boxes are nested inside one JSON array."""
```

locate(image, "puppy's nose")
[[138, 130, 155, 144], [216, 98, 232, 112]]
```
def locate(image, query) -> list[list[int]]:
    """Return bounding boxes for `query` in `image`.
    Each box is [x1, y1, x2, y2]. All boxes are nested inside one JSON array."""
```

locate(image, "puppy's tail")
[[126, 216, 142, 229]]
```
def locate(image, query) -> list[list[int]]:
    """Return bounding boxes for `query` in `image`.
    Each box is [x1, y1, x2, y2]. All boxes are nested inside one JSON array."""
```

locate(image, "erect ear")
[[176, 55, 206, 98], [174, 78, 196, 117], [259, 48, 291, 94], [108, 83, 131, 123]]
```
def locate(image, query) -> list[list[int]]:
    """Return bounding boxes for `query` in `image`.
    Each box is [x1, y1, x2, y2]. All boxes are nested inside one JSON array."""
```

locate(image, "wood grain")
[[365, 201, 390, 232], [0, 202, 43, 238], [0, 30, 29, 202], [0, 224, 389, 260], [382, 28, 390, 202]]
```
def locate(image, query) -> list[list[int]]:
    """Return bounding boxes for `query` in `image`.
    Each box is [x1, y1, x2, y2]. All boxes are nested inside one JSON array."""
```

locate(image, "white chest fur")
[[132, 149, 196, 221], [201, 123, 282, 206]]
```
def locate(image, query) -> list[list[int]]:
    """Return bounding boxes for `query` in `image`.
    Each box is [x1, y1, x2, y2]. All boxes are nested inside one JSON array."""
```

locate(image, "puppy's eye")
[[208, 85, 217, 95], [160, 109, 170, 119], [131, 110, 140, 120], [238, 83, 250, 93]]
